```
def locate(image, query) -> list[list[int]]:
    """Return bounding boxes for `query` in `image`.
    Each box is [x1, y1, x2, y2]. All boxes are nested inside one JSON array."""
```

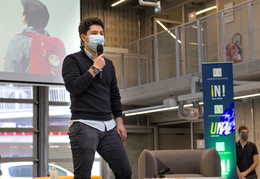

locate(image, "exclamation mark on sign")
[[227, 159, 230, 172], [211, 85, 214, 97], [222, 85, 225, 97], [221, 159, 226, 172]]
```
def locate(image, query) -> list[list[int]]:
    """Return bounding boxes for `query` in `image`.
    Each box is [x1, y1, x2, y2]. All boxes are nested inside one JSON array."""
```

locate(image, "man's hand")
[[93, 53, 106, 70], [240, 172, 247, 179], [88, 53, 106, 77], [115, 117, 127, 141], [237, 170, 246, 179]]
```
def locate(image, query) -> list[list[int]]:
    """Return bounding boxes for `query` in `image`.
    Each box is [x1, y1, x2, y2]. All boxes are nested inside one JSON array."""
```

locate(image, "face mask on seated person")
[[87, 34, 105, 52]]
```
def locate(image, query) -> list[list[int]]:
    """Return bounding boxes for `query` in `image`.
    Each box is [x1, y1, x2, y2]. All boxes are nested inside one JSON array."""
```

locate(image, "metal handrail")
[[122, 0, 258, 47], [118, 0, 260, 89]]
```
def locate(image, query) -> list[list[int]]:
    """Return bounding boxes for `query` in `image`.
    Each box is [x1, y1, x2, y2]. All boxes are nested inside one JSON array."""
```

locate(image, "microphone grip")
[[97, 51, 102, 79], [97, 44, 104, 79], [99, 70, 102, 79], [155, 167, 170, 178]]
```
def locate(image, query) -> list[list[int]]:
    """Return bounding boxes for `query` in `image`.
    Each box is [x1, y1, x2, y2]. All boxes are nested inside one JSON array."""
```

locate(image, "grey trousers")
[[68, 122, 132, 179]]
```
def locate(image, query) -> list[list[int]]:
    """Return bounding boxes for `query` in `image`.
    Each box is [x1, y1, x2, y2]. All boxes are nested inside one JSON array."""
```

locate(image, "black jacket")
[[62, 47, 122, 121]]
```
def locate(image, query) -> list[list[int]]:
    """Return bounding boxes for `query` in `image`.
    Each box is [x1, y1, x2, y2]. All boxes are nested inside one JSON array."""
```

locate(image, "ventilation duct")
[[139, 0, 160, 8]]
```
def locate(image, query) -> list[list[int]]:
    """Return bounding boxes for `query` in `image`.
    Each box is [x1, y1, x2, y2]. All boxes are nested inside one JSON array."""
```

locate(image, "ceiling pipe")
[[139, 0, 161, 9]]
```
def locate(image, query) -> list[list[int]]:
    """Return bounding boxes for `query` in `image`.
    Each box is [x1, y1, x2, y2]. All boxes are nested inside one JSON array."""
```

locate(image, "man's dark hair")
[[78, 17, 104, 36], [21, 0, 49, 30], [238, 125, 249, 133]]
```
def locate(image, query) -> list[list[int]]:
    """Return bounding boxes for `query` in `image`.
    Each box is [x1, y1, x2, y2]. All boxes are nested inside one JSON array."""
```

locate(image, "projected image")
[[0, 0, 80, 84]]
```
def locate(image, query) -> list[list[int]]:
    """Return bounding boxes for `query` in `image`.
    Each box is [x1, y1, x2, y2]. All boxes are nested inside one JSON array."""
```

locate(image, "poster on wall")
[[202, 62, 236, 179]]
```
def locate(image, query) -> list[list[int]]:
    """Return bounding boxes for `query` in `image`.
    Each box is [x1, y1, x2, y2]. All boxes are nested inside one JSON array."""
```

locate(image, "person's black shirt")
[[236, 141, 258, 177]]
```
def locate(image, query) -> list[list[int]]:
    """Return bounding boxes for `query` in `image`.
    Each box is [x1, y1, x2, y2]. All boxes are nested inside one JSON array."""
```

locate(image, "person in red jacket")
[[4, 0, 66, 76]]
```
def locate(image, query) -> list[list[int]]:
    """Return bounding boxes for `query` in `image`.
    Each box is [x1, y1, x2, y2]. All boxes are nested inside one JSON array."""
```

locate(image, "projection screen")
[[0, 0, 81, 84]]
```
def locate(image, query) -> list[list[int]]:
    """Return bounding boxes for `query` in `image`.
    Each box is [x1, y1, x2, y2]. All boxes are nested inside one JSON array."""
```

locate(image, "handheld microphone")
[[153, 167, 170, 178], [97, 44, 103, 79]]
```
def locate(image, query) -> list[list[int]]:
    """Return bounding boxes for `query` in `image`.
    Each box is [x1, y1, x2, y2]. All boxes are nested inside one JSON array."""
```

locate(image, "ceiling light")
[[111, 0, 126, 7], [123, 93, 260, 116], [156, 20, 181, 43], [124, 106, 178, 116], [234, 93, 260, 100], [189, 42, 205, 46], [196, 6, 217, 15], [124, 104, 193, 117], [192, 25, 204, 31]]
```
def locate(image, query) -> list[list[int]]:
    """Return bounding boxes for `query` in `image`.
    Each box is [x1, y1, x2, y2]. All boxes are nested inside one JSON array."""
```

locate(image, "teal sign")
[[202, 63, 236, 179]]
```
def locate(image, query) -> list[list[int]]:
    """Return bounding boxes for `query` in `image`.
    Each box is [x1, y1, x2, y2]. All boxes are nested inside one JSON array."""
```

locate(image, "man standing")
[[237, 125, 258, 179], [62, 17, 132, 179]]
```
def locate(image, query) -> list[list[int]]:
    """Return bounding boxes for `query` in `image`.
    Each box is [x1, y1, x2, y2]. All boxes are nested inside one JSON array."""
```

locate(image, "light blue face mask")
[[87, 34, 105, 52]]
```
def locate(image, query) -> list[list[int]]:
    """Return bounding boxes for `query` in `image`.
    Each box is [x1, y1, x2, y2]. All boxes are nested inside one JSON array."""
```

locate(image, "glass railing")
[[107, 0, 260, 89]]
